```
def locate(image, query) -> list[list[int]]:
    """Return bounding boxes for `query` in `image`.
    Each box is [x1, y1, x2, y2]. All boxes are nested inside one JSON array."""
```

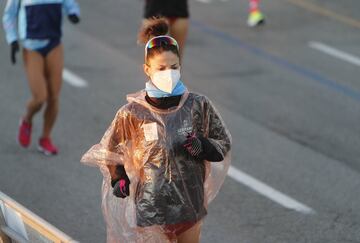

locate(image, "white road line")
[[195, 0, 212, 3], [228, 166, 315, 214], [63, 69, 88, 88], [309, 41, 360, 67]]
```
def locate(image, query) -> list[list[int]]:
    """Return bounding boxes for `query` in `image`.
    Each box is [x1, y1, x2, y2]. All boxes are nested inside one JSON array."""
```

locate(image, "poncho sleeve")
[[202, 96, 232, 203], [80, 107, 132, 170]]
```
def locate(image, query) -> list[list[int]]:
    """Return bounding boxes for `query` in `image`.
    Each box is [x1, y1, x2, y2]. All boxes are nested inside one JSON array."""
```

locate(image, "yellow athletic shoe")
[[247, 11, 265, 27]]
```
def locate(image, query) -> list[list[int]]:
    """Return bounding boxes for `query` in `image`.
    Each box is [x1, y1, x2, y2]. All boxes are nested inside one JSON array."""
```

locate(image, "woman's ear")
[[143, 63, 151, 78]]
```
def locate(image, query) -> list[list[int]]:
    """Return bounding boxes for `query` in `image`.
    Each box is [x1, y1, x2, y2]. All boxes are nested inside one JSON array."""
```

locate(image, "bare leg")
[[42, 44, 63, 139], [22, 49, 47, 123], [168, 18, 189, 59], [177, 221, 202, 243]]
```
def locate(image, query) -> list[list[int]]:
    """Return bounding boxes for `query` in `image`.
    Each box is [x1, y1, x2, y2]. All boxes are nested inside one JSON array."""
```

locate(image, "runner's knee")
[[47, 94, 59, 104], [32, 92, 48, 106]]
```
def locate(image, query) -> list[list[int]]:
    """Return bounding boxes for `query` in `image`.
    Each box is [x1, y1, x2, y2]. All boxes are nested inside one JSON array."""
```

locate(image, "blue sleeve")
[[63, 0, 80, 16], [2, 0, 20, 44]]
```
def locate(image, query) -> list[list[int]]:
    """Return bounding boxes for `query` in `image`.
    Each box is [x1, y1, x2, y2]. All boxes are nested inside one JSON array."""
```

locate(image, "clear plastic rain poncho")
[[81, 89, 231, 243]]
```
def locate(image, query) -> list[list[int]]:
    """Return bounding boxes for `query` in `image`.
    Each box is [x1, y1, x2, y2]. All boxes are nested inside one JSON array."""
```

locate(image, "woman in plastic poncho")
[[81, 18, 231, 243]]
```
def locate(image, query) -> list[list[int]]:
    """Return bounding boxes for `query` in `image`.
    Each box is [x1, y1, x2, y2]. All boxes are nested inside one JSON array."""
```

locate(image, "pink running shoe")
[[18, 118, 32, 148], [38, 137, 58, 155]]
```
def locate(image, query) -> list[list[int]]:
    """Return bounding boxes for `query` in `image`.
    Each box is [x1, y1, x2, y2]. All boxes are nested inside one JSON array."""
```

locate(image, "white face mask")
[[151, 69, 181, 94]]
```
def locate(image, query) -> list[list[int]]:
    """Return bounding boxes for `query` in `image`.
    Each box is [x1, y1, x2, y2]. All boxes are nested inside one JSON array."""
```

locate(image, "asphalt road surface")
[[1, 0, 360, 242]]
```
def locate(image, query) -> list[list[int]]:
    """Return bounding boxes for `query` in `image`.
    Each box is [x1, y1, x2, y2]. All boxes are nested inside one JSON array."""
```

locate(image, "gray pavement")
[[1, 0, 360, 242]]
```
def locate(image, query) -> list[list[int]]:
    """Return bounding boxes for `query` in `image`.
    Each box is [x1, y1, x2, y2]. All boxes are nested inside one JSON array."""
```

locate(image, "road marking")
[[309, 41, 360, 67], [195, 0, 212, 3], [62, 69, 88, 88], [192, 20, 360, 102], [285, 0, 360, 29], [228, 166, 315, 214]]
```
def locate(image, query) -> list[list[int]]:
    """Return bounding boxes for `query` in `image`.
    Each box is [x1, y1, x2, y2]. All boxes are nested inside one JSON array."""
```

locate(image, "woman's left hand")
[[183, 132, 225, 162], [183, 132, 203, 157]]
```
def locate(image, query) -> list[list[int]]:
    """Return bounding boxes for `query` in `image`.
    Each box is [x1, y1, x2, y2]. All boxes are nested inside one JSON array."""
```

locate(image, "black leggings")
[[144, 0, 189, 19]]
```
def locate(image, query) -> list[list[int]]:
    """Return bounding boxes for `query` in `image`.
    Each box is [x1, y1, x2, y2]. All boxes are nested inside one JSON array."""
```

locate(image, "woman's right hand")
[[111, 165, 131, 198], [10, 41, 19, 65]]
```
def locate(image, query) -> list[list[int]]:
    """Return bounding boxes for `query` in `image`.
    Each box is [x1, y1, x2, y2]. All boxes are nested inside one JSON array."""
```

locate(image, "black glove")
[[10, 41, 19, 65], [183, 132, 203, 157], [183, 132, 224, 162], [111, 165, 130, 198], [68, 14, 80, 24]]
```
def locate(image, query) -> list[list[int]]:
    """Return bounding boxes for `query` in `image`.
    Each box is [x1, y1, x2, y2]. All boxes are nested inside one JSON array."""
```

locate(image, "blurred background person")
[[142, 0, 190, 57], [247, 0, 265, 27], [141, 0, 265, 59], [2, 0, 80, 155]]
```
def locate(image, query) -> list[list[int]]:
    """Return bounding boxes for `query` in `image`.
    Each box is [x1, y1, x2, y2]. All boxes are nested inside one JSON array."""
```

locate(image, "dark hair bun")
[[138, 17, 169, 44]]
